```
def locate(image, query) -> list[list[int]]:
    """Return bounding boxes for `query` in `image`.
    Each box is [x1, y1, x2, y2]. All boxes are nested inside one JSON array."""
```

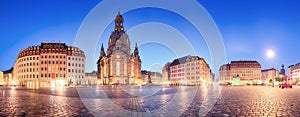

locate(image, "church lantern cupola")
[[114, 11, 124, 32]]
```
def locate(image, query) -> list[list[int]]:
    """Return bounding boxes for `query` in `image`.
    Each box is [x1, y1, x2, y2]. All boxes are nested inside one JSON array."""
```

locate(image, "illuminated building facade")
[[261, 68, 279, 84], [0, 71, 3, 85], [162, 62, 171, 84], [166, 55, 212, 85], [84, 71, 98, 86], [3, 68, 14, 86], [13, 41, 85, 87], [141, 70, 163, 85], [288, 63, 300, 82], [97, 12, 142, 85], [219, 64, 231, 83], [219, 60, 262, 84]]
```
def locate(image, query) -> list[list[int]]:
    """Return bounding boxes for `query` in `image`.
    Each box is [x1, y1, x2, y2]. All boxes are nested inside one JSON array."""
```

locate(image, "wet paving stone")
[[0, 86, 300, 116], [206, 86, 300, 117]]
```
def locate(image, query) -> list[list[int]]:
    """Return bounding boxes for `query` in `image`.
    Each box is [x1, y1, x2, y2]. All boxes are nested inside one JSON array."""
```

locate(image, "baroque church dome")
[[107, 11, 131, 56]]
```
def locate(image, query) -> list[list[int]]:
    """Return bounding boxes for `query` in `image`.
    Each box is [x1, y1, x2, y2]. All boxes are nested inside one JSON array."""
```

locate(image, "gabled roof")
[[170, 56, 190, 66]]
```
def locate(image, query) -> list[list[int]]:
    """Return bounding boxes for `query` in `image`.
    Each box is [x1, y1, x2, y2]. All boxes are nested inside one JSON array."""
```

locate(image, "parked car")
[[279, 83, 292, 89], [219, 82, 231, 86]]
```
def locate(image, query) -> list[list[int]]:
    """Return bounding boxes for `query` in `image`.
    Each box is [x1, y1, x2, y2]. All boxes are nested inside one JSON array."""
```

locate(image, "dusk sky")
[[1, 0, 300, 75]]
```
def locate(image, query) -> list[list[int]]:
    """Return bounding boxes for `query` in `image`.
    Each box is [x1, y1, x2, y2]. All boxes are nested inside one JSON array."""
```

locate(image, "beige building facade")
[[3, 68, 14, 86], [162, 62, 171, 84], [84, 71, 98, 86], [261, 68, 279, 84], [0, 71, 3, 85], [141, 70, 163, 85], [166, 55, 211, 85], [13, 42, 85, 87], [288, 63, 300, 82], [97, 12, 142, 85], [219, 60, 262, 84], [219, 64, 231, 83]]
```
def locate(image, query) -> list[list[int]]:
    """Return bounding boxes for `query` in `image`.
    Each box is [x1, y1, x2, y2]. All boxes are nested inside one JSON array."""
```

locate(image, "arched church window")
[[116, 62, 120, 76], [124, 63, 127, 76]]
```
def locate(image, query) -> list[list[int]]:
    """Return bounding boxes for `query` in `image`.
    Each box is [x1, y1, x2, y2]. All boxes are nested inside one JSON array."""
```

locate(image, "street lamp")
[[267, 49, 275, 87]]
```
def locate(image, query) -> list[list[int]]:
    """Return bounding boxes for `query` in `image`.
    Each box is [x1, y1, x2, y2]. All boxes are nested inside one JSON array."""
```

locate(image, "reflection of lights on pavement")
[[162, 86, 167, 91]]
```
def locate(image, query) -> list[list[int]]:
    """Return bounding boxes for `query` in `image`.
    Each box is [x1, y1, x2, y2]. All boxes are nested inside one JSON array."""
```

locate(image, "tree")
[[295, 78, 300, 84], [269, 79, 273, 83]]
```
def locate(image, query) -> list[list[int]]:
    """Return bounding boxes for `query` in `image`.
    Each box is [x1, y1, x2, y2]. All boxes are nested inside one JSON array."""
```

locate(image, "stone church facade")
[[97, 12, 142, 85]]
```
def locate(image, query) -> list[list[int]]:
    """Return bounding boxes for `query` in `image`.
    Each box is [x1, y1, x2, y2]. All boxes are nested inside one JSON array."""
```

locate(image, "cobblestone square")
[[0, 85, 299, 116]]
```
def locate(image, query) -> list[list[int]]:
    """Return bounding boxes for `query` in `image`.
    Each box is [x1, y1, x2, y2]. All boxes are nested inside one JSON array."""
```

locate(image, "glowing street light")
[[266, 49, 275, 87], [267, 49, 275, 60]]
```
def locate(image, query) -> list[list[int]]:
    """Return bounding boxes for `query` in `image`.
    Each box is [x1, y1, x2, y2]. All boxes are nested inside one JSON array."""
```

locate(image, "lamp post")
[[267, 49, 275, 87]]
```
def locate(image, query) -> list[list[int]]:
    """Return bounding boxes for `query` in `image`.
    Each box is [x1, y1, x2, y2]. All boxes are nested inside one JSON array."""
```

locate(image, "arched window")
[[116, 62, 120, 76], [124, 63, 127, 76]]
